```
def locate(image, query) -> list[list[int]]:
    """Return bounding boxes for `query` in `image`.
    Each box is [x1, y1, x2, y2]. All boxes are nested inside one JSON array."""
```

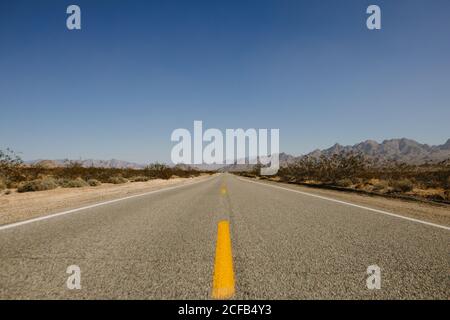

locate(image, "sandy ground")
[[0, 175, 212, 226], [255, 178, 450, 227]]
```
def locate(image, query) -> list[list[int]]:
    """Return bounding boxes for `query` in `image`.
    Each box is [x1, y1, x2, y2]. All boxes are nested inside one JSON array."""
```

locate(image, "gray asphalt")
[[0, 173, 448, 299]]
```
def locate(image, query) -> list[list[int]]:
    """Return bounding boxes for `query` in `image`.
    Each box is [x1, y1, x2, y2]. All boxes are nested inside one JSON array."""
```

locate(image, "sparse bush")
[[58, 177, 88, 188], [109, 176, 128, 184], [62, 160, 85, 179], [6, 181, 20, 189], [87, 179, 101, 186], [275, 152, 367, 184], [372, 180, 389, 192], [391, 179, 414, 192], [18, 178, 58, 193], [130, 176, 149, 182], [335, 178, 353, 187], [420, 178, 441, 189], [144, 163, 172, 179], [56, 178, 70, 187], [444, 190, 450, 201], [0, 148, 24, 186], [445, 176, 450, 189], [4, 189, 11, 195]]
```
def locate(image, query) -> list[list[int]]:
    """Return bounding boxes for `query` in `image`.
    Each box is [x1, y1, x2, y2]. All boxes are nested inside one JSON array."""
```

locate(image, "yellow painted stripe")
[[212, 220, 235, 299]]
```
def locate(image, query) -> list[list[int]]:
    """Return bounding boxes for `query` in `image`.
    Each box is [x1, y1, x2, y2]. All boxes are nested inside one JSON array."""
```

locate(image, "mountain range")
[[26, 159, 146, 169], [306, 138, 450, 164], [26, 138, 450, 170]]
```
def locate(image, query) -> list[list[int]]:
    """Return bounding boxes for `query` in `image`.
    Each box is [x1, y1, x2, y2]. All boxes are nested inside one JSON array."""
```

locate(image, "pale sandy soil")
[[258, 178, 450, 227], [0, 175, 212, 226]]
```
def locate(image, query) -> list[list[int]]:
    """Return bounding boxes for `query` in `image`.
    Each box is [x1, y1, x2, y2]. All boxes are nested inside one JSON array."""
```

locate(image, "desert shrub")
[[0, 178, 5, 190], [420, 178, 441, 189], [56, 178, 70, 187], [4, 189, 11, 195], [391, 179, 414, 192], [372, 180, 389, 192], [0, 148, 24, 186], [277, 152, 367, 184], [335, 178, 353, 187], [445, 176, 450, 189], [58, 178, 88, 188], [143, 163, 172, 179], [444, 191, 450, 201], [87, 179, 101, 186], [18, 178, 58, 193], [109, 176, 128, 184], [130, 176, 149, 182], [62, 160, 85, 179], [6, 181, 20, 189]]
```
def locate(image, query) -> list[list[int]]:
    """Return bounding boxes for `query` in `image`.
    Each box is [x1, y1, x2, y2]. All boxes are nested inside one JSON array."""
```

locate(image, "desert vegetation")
[[238, 152, 450, 203], [0, 149, 205, 194]]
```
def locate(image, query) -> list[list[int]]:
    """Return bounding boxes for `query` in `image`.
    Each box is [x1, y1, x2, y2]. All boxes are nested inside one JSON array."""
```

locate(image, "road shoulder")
[[237, 176, 450, 228], [0, 175, 213, 226]]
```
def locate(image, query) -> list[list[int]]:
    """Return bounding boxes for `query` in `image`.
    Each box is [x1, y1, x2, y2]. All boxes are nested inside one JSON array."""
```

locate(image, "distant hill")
[[30, 160, 61, 168]]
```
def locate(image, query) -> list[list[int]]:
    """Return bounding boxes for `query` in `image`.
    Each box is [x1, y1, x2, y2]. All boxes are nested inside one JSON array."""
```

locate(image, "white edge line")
[[237, 177, 450, 231], [0, 176, 215, 231]]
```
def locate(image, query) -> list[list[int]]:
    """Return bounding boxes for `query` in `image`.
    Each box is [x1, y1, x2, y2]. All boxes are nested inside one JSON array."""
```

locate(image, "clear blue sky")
[[1, 0, 449, 163]]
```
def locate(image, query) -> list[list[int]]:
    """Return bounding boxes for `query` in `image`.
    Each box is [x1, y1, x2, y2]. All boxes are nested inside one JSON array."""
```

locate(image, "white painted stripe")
[[0, 176, 215, 231], [237, 177, 450, 231]]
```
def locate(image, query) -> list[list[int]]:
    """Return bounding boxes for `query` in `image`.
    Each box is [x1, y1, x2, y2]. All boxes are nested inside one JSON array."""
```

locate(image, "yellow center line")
[[211, 220, 235, 299]]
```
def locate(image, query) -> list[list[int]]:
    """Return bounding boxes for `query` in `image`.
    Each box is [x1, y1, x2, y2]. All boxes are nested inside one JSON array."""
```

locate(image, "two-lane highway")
[[0, 174, 448, 299]]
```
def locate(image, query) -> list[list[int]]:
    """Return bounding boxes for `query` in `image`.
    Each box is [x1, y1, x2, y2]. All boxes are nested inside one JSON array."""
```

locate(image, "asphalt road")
[[0, 174, 448, 299]]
